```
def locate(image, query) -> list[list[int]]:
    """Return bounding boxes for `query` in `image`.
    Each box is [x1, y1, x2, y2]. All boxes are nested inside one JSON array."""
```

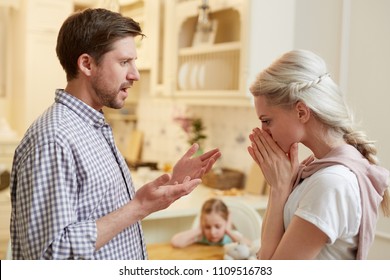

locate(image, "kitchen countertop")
[[146, 184, 268, 220], [131, 170, 268, 221]]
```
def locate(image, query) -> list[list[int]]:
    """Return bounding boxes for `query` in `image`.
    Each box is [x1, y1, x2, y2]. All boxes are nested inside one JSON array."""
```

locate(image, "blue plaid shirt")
[[10, 89, 147, 259]]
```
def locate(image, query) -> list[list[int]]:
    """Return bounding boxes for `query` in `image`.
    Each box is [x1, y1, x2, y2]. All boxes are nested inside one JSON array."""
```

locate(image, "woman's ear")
[[77, 53, 93, 77], [295, 101, 311, 123]]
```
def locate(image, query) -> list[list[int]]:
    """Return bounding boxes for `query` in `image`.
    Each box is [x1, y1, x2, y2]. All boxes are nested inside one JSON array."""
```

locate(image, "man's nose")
[[128, 65, 140, 81]]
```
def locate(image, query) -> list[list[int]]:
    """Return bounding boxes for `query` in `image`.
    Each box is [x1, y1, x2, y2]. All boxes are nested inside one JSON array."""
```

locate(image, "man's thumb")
[[149, 173, 171, 187]]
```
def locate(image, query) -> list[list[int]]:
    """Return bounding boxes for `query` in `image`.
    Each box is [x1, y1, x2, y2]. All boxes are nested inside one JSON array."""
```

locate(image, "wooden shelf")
[[178, 41, 240, 56], [164, 0, 252, 105]]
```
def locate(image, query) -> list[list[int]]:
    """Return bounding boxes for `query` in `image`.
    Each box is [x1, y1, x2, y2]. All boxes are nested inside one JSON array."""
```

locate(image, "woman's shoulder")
[[298, 164, 360, 203], [310, 164, 358, 187]]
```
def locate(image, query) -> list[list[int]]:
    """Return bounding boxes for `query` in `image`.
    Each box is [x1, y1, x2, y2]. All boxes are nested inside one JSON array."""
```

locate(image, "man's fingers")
[[182, 143, 199, 159], [202, 158, 215, 173], [146, 173, 171, 189], [184, 178, 202, 192], [200, 148, 221, 161], [166, 177, 202, 199]]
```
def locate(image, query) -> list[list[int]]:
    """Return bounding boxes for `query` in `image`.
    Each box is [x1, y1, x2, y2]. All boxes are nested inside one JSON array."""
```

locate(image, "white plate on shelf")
[[189, 62, 199, 90], [199, 59, 232, 90], [197, 63, 206, 89], [178, 62, 189, 90]]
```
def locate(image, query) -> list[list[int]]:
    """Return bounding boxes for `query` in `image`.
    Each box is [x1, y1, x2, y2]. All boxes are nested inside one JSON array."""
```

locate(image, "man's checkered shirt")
[[10, 89, 147, 259]]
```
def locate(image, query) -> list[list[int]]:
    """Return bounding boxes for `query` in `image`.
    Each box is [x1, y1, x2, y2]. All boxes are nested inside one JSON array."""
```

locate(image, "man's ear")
[[77, 54, 93, 77], [295, 101, 310, 123]]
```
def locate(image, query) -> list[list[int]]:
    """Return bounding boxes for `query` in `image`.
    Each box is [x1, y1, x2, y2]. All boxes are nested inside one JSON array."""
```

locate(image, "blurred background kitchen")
[[0, 0, 389, 259]]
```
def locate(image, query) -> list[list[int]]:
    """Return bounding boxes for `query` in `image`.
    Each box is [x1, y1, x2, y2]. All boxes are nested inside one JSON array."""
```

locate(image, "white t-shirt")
[[284, 165, 362, 259]]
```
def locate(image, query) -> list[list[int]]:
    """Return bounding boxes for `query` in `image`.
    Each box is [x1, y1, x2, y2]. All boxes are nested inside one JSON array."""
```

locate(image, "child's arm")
[[226, 228, 252, 246], [171, 227, 203, 248], [225, 213, 252, 245]]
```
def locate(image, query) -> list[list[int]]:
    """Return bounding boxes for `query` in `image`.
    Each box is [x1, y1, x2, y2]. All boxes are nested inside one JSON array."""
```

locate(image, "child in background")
[[171, 198, 250, 248]]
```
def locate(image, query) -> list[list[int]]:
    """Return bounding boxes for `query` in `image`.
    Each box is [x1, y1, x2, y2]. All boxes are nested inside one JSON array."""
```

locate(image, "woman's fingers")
[[250, 130, 269, 161], [248, 133, 264, 164], [248, 146, 261, 166], [253, 128, 283, 156]]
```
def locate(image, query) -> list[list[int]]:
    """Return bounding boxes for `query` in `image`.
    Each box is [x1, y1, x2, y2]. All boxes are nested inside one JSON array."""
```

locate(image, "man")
[[10, 8, 221, 259]]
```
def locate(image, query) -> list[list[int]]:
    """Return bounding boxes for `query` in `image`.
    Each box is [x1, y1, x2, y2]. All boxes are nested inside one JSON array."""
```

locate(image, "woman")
[[248, 49, 389, 260]]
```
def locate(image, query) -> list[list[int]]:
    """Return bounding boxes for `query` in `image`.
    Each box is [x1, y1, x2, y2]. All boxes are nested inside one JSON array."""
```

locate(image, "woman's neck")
[[303, 121, 345, 159]]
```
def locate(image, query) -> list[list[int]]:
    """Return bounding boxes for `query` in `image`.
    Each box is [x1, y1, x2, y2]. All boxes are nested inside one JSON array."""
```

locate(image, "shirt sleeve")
[[294, 168, 361, 244], [13, 141, 97, 259]]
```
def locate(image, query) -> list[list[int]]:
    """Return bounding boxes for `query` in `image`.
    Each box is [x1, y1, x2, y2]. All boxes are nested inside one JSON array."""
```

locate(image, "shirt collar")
[[55, 89, 107, 129]]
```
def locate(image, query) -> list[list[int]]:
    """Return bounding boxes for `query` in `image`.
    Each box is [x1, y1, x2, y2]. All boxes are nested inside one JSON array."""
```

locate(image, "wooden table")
[[146, 243, 225, 260]]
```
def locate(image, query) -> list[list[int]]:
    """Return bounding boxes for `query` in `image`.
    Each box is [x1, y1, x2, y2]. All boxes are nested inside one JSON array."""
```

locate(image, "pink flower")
[[173, 117, 192, 133]]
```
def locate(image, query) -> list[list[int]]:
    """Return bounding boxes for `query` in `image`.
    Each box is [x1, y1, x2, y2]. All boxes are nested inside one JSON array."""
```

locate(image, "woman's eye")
[[261, 120, 271, 125]]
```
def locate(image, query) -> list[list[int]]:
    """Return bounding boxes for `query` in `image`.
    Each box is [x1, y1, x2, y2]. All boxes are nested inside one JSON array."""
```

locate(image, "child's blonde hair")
[[200, 198, 229, 222]]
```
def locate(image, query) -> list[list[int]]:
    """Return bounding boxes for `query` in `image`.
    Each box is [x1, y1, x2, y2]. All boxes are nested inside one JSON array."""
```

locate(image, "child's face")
[[201, 212, 227, 243]]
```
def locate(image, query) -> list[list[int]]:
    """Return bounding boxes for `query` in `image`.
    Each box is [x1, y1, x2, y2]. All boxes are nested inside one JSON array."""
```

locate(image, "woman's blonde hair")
[[250, 49, 389, 216]]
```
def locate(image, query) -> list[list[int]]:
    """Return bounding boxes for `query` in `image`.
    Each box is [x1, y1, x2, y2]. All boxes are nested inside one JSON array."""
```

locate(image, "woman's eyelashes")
[[261, 119, 271, 126]]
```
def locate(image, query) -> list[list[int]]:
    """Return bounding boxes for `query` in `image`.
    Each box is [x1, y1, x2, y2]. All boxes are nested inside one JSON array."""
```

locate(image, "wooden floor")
[[0, 188, 11, 259]]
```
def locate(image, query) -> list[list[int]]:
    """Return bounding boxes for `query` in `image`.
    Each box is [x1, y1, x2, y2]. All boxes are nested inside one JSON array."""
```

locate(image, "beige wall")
[[294, 0, 390, 172], [0, 0, 389, 258], [347, 0, 390, 170], [347, 0, 390, 258], [294, 0, 343, 84], [0, 7, 11, 123], [294, 0, 390, 259]]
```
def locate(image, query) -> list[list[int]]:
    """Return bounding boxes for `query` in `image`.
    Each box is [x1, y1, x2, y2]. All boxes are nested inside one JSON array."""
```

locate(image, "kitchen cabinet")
[[0, 188, 11, 260], [107, 1, 164, 148], [74, 0, 163, 73], [72, 1, 162, 142], [9, 0, 72, 135], [160, 0, 295, 106], [0, 138, 18, 172], [6, 0, 162, 130], [120, 0, 161, 71], [115, 0, 167, 100]]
